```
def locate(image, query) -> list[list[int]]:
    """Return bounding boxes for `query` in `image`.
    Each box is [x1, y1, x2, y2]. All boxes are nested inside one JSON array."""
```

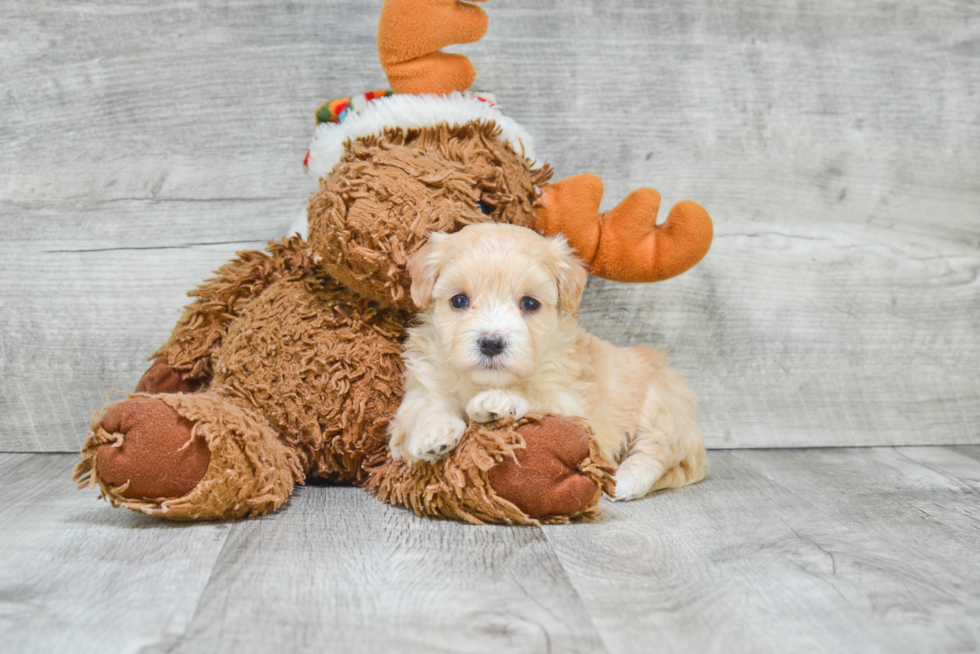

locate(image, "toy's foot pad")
[[135, 357, 202, 394], [96, 398, 210, 499], [488, 416, 599, 518]]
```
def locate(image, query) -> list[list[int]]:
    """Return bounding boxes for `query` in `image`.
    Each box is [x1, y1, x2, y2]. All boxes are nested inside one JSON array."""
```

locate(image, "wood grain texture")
[[0, 455, 606, 654], [0, 453, 232, 654], [168, 483, 608, 654], [5, 449, 980, 653], [542, 448, 980, 654], [1, 0, 978, 450]]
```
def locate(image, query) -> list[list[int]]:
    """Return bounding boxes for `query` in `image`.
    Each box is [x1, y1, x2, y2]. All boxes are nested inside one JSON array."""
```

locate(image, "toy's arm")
[[378, 0, 489, 95], [533, 174, 713, 283], [152, 236, 314, 383]]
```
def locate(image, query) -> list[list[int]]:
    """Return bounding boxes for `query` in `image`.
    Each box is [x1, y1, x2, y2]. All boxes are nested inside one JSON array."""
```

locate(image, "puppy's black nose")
[[479, 335, 506, 358]]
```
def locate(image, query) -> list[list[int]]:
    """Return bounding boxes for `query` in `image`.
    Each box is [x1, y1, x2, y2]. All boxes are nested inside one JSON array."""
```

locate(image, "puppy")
[[388, 223, 707, 501]]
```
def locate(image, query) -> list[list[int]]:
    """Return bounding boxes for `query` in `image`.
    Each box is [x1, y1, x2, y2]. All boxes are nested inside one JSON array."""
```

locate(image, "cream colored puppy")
[[388, 223, 707, 500]]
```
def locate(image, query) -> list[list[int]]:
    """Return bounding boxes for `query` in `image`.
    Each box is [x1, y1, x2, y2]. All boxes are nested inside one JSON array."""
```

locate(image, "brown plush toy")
[[74, 0, 713, 524]]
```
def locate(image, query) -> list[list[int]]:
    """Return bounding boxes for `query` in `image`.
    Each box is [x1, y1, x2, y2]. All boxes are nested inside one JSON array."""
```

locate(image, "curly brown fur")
[[308, 121, 552, 310], [78, 117, 615, 525], [366, 415, 614, 525], [153, 236, 316, 382], [209, 276, 408, 483], [75, 393, 303, 521]]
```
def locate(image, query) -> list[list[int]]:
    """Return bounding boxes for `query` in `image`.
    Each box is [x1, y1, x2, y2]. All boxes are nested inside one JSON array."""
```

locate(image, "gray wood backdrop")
[[1, 0, 978, 452]]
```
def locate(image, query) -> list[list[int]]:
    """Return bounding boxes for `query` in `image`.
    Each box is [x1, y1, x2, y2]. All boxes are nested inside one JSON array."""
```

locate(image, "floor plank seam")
[[146, 522, 235, 654], [539, 526, 615, 654]]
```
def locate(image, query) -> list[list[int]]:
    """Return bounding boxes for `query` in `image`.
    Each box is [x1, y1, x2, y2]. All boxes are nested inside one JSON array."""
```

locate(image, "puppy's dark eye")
[[477, 199, 494, 215], [451, 294, 469, 309], [520, 297, 540, 312]]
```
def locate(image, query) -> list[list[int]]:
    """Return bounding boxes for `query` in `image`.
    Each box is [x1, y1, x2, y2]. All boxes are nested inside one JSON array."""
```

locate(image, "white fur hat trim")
[[306, 92, 537, 181]]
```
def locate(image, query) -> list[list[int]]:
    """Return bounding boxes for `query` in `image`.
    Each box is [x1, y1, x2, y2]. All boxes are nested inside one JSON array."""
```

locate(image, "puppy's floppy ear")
[[409, 231, 452, 310], [549, 234, 589, 316]]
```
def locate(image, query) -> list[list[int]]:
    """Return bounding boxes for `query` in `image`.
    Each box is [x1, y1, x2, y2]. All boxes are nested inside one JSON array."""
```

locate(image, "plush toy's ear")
[[409, 232, 452, 310], [378, 0, 489, 95], [548, 234, 589, 317], [534, 174, 713, 283]]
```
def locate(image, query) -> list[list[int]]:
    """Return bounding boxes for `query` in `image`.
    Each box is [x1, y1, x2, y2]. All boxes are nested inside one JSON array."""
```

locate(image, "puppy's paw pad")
[[406, 416, 466, 463], [466, 390, 529, 423]]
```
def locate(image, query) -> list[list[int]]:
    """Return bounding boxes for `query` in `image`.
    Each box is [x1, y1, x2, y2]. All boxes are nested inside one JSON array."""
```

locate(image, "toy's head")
[[307, 94, 552, 310], [306, 0, 714, 310]]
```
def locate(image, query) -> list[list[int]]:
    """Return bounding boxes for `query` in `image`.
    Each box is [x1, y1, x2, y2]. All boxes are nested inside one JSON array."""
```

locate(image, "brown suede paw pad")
[[488, 416, 600, 519], [95, 398, 210, 500]]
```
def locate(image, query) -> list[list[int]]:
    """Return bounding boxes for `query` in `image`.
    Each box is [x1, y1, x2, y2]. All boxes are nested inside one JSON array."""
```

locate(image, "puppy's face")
[[409, 223, 588, 387]]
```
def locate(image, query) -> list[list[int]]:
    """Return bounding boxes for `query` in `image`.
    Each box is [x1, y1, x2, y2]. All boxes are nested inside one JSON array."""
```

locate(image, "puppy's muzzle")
[[478, 334, 506, 358]]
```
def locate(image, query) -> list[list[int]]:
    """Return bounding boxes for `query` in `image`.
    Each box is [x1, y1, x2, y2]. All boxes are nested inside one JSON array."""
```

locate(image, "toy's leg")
[[369, 415, 615, 525], [134, 357, 203, 394], [487, 417, 613, 520], [74, 392, 303, 521]]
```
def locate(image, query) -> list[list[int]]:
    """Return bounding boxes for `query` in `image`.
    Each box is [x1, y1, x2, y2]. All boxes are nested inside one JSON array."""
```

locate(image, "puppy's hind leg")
[[614, 435, 707, 501], [613, 440, 669, 502], [613, 372, 708, 501]]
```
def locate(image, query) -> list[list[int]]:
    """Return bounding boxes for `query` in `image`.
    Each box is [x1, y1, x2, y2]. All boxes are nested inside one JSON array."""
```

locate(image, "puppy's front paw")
[[466, 390, 530, 423], [405, 415, 467, 464]]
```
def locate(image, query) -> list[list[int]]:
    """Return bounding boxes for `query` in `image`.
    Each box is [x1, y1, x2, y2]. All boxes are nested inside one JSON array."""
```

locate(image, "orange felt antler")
[[534, 174, 713, 283], [378, 0, 489, 95]]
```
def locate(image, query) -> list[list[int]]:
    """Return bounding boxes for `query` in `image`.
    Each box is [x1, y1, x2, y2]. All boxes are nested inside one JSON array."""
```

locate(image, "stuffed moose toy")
[[74, 0, 713, 524]]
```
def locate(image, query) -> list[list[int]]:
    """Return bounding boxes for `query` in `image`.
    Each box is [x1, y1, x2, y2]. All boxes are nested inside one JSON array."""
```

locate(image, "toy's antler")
[[534, 174, 713, 283], [378, 0, 489, 95]]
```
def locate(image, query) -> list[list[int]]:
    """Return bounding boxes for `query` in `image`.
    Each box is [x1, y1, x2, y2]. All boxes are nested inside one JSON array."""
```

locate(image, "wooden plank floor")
[[2, 448, 979, 654]]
